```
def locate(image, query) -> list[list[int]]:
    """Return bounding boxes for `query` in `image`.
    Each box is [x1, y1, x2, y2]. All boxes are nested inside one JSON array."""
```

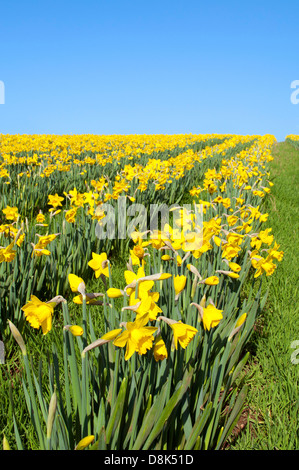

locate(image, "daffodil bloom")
[[35, 233, 59, 247], [124, 266, 154, 298], [90, 204, 106, 221], [181, 232, 203, 252], [130, 244, 145, 265], [253, 190, 265, 198], [65, 207, 78, 223], [36, 212, 46, 223], [0, 167, 9, 178], [259, 212, 268, 222], [68, 187, 85, 207], [0, 242, 17, 263], [251, 236, 264, 251], [192, 240, 213, 258], [226, 233, 243, 246], [113, 314, 157, 360], [0, 224, 12, 238], [267, 242, 283, 261], [153, 335, 168, 361], [250, 251, 277, 278], [149, 235, 166, 250], [248, 205, 261, 220], [221, 243, 241, 260], [31, 233, 59, 257], [227, 215, 239, 226], [48, 193, 64, 208], [221, 197, 231, 208], [2, 206, 19, 221], [128, 291, 162, 322], [170, 321, 198, 349], [15, 233, 25, 247], [201, 304, 223, 331], [21, 295, 56, 335], [88, 252, 109, 278], [258, 228, 274, 245]]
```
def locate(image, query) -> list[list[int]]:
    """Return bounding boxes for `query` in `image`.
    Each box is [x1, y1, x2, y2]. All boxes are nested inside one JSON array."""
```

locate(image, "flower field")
[[0, 132, 284, 450], [286, 134, 299, 149]]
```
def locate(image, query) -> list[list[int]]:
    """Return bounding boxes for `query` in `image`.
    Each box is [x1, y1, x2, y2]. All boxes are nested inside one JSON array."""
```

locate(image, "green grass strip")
[[230, 140, 299, 450]]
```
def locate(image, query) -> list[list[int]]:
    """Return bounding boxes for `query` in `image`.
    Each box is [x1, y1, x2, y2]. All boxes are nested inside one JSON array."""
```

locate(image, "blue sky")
[[0, 0, 298, 141]]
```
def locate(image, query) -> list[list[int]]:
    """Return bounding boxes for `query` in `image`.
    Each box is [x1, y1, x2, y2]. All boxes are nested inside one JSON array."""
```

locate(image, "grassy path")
[[230, 141, 299, 449]]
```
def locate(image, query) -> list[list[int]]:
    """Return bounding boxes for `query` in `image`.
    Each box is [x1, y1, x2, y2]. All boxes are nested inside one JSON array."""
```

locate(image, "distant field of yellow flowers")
[[0, 132, 285, 450]]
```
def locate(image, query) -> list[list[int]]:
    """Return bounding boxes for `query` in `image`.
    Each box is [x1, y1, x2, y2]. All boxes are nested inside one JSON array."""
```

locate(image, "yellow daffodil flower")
[[169, 321, 198, 349], [113, 314, 157, 360], [48, 193, 64, 208], [88, 252, 109, 278], [0, 242, 17, 263], [2, 206, 19, 221], [201, 304, 223, 331], [21, 295, 56, 335]]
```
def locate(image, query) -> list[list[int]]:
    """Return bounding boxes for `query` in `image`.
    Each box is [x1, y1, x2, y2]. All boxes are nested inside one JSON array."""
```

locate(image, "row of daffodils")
[[286, 134, 299, 149], [2, 133, 283, 450]]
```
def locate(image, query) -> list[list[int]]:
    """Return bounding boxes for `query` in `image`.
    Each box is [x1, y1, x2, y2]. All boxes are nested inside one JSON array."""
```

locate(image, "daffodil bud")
[[75, 435, 95, 450], [173, 275, 187, 298], [202, 276, 219, 286], [106, 288, 124, 298], [8, 320, 27, 355], [64, 325, 84, 336]]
